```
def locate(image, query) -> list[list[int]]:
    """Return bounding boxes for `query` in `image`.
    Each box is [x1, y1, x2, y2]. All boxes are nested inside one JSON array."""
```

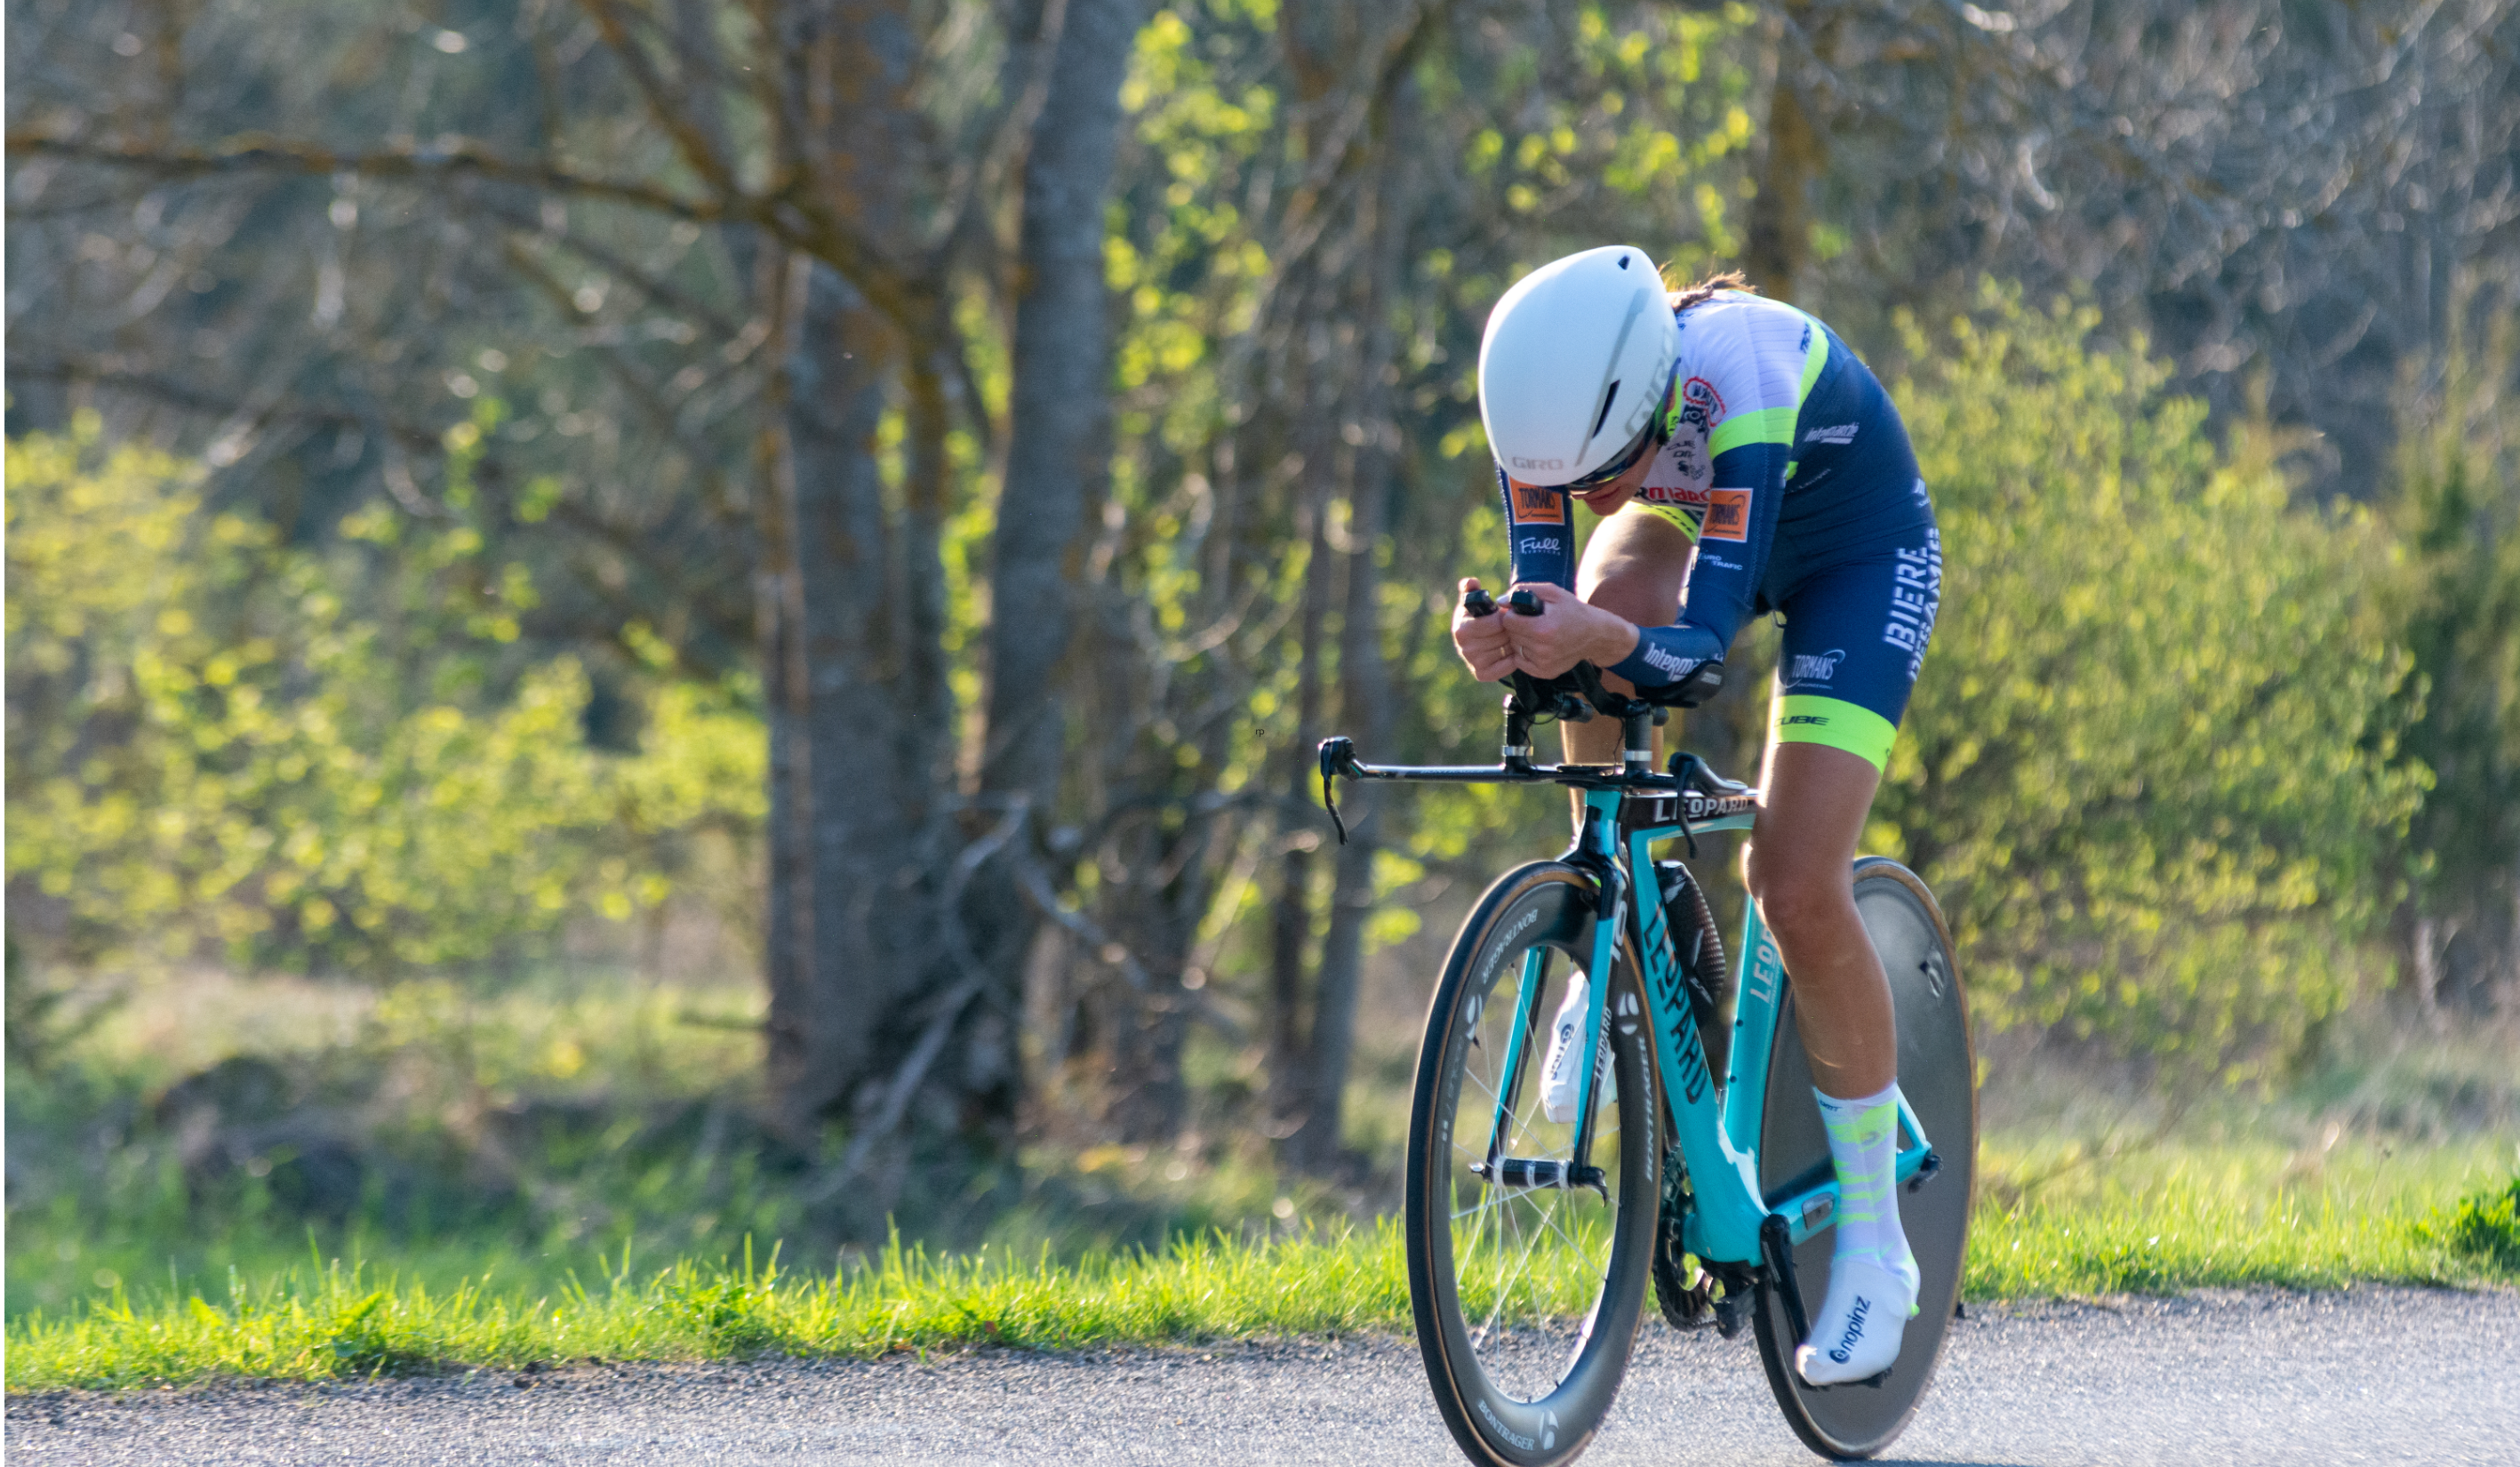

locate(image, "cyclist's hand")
[[1500, 582, 1643, 678], [1452, 578, 1517, 682]]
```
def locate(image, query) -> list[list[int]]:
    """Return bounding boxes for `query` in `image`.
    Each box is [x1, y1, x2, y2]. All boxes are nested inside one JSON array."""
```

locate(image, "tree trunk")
[[761, 4, 962, 1179], [972, 0, 1143, 1022], [1267, 487, 1334, 1142], [765, 255, 928, 1134], [1292, 440, 1395, 1173], [1286, 141, 1409, 1174], [1745, 3, 1828, 303]]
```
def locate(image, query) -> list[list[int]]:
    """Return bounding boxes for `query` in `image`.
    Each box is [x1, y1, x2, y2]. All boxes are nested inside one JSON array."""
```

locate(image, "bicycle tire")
[[1748, 857, 1977, 1461], [1406, 861, 1660, 1467]]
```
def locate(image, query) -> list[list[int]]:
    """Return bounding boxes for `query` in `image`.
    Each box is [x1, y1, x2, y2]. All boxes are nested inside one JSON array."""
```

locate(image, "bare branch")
[[9, 129, 723, 222]]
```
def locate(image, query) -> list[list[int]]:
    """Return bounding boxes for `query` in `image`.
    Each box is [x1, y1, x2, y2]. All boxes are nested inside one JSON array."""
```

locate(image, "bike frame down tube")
[[1620, 807, 1936, 1263]]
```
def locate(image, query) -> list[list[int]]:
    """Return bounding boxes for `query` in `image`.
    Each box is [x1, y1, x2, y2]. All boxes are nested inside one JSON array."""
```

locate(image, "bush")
[[1878, 285, 2428, 1080], [4, 416, 764, 976], [2436, 1175, 2520, 1273]]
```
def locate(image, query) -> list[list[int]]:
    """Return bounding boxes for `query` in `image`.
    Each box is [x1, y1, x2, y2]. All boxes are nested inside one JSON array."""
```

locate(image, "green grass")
[[1971, 1168, 2510, 1295], [11, 966, 2516, 1391], [10, 1166, 2513, 1393], [4, 1225, 1423, 1391]]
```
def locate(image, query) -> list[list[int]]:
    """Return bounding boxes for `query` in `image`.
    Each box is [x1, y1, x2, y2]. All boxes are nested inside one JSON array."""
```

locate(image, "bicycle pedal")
[[1712, 1291, 1754, 1340], [1809, 1367, 1892, 1391]]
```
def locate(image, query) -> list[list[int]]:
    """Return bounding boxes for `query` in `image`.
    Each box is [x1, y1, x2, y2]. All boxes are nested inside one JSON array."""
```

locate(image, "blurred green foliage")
[[2436, 1174, 2520, 1272], [1878, 284, 2429, 1080], [2384, 309, 2520, 968], [7, 279, 2472, 1083], [4, 414, 763, 975]]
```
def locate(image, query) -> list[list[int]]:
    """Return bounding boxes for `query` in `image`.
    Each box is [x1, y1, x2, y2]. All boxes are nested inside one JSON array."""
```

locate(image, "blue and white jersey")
[[1500, 290, 1935, 702]]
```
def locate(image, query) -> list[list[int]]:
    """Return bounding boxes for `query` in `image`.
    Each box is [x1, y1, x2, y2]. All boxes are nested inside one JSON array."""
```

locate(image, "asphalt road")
[[9, 1287, 2514, 1465]]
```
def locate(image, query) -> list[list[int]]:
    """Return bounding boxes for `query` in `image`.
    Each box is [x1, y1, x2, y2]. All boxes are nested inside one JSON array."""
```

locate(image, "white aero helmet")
[[1477, 245, 1678, 487]]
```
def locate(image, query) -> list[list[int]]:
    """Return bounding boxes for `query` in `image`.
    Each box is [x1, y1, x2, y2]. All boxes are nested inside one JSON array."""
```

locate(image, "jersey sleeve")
[[1498, 467, 1577, 591], [1609, 301, 1812, 693]]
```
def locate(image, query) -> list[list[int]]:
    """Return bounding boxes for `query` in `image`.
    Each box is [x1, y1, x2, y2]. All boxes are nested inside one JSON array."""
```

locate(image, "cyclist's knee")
[[1744, 845, 1852, 939]]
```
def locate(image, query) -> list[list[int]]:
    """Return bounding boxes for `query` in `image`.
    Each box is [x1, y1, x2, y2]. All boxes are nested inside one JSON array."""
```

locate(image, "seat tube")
[[1722, 901, 1787, 1156]]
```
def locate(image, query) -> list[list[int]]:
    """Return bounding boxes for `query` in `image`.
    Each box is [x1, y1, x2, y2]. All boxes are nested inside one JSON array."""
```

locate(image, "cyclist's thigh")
[[1767, 525, 1945, 776], [1577, 501, 1695, 621]]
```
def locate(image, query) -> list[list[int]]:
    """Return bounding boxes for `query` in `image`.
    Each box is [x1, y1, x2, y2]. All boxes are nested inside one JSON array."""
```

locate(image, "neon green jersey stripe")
[[1772, 694, 1897, 772], [1796, 320, 1828, 404], [1622, 499, 1702, 541], [1709, 405, 1795, 457]]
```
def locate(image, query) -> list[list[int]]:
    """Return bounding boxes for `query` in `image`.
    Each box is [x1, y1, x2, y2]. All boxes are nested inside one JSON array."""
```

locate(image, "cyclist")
[[1452, 245, 1942, 1385]]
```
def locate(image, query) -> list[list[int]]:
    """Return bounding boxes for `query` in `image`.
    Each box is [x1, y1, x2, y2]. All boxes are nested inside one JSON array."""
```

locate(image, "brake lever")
[[1317, 736, 1356, 845]]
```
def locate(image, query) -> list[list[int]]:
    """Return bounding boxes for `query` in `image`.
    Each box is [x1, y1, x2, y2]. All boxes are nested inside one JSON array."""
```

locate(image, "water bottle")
[[1654, 859, 1736, 1089]]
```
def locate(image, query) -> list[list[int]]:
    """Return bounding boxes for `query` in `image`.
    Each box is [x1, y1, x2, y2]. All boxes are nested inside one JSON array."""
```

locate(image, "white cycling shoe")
[[1538, 971, 1612, 1124], [1794, 1254, 1919, 1386]]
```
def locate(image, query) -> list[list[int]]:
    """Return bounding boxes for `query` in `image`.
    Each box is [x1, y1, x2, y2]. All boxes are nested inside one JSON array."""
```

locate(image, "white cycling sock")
[[1538, 970, 1612, 1124], [1815, 1081, 1916, 1290], [1796, 1082, 1919, 1386]]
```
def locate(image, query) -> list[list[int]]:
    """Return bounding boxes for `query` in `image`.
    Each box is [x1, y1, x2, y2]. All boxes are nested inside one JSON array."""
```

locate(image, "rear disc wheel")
[[1750, 858, 1977, 1460]]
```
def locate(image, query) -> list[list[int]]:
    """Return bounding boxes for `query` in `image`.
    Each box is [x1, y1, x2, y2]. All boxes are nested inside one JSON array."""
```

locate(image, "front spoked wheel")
[[1406, 862, 1659, 1467], [1752, 857, 1978, 1460]]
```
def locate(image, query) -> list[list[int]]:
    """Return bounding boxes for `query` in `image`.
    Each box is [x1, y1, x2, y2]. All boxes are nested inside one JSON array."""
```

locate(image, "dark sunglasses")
[[1559, 413, 1663, 493]]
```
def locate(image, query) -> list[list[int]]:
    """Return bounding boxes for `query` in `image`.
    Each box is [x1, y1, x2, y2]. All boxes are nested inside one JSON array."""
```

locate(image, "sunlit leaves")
[[4, 424, 762, 975], [1879, 284, 2428, 1081]]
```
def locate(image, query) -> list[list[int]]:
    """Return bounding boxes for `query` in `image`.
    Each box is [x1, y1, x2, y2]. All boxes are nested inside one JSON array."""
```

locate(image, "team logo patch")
[[1507, 479, 1569, 525], [1701, 487, 1751, 541], [1789, 650, 1844, 684], [1681, 376, 1724, 417]]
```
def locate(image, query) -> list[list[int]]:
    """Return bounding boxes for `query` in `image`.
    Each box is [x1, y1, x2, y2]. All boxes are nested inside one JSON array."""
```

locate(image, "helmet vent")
[[1617, 254, 1630, 269], [1588, 381, 1620, 441]]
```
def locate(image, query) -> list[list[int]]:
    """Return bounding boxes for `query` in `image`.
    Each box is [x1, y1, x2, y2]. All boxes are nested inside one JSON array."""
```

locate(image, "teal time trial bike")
[[1317, 588, 1975, 1465]]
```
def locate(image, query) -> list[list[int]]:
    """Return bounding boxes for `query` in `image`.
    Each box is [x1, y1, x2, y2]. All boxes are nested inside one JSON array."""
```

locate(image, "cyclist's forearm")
[[1607, 619, 1726, 692], [1498, 466, 1578, 590]]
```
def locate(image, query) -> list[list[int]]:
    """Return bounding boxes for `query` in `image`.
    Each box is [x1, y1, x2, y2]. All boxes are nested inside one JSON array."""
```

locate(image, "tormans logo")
[[1508, 479, 1569, 525], [1701, 487, 1751, 541], [1788, 650, 1845, 684]]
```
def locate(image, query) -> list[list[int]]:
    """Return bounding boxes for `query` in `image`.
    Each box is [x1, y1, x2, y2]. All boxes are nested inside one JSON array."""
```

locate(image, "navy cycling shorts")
[[1762, 523, 1944, 770]]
